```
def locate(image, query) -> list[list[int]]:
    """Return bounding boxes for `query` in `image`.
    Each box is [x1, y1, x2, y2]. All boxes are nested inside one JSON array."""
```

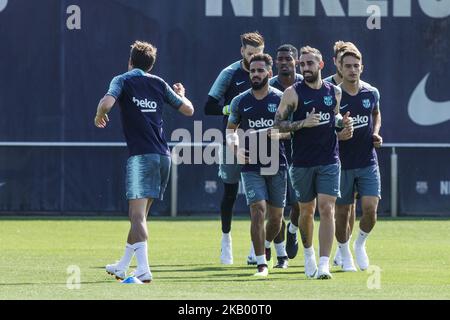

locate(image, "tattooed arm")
[[274, 86, 320, 132]]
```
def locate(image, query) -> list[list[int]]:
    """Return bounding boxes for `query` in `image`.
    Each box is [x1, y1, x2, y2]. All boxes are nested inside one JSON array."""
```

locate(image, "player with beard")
[[335, 48, 382, 272], [204, 32, 265, 265], [273, 46, 353, 279], [269, 44, 305, 268], [226, 53, 288, 276]]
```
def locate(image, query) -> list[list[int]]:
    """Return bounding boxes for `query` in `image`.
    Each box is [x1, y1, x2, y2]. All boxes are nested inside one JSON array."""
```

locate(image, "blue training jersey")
[[208, 60, 252, 136], [269, 74, 303, 165], [291, 80, 340, 167], [228, 87, 287, 173], [106, 69, 183, 157], [338, 82, 380, 170]]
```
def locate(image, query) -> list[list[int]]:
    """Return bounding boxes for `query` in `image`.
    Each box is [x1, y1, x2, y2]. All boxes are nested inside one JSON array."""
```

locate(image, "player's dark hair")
[[240, 31, 265, 48], [277, 44, 298, 59], [130, 41, 157, 72], [249, 53, 273, 69], [300, 46, 323, 62]]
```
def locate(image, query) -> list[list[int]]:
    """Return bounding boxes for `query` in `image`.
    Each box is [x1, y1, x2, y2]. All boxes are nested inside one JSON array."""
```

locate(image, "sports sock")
[[265, 240, 271, 249], [304, 246, 315, 257], [355, 229, 369, 246], [288, 222, 298, 234], [274, 242, 287, 257], [116, 243, 134, 270], [319, 256, 330, 269], [256, 255, 267, 266], [134, 241, 150, 272]]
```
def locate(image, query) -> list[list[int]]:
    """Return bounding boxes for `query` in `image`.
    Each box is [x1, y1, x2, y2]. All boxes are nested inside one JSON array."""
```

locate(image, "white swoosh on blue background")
[[408, 73, 450, 126]]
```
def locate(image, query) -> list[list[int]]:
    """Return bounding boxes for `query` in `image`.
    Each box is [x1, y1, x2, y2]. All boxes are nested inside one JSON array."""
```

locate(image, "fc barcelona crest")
[[362, 99, 371, 109], [267, 103, 277, 113], [323, 95, 333, 106]]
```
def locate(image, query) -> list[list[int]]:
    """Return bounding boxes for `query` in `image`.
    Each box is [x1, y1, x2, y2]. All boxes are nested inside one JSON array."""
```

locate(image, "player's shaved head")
[[130, 40, 157, 72]]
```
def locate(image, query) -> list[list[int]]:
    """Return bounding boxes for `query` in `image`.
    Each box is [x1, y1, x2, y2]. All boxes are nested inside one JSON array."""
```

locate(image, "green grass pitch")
[[1, 216, 449, 300]]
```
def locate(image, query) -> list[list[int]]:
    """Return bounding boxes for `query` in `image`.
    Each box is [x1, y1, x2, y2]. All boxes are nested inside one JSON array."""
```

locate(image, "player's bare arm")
[[334, 86, 353, 133], [173, 83, 195, 116], [226, 121, 249, 164], [95, 95, 116, 128], [274, 87, 320, 132], [372, 106, 382, 148]]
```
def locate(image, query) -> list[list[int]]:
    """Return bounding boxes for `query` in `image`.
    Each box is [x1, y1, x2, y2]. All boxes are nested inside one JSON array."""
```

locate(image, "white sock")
[[256, 255, 267, 266], [274, 242, 287, 257], [288, 223, 298, 234], [304, 246, 315, 257], [356, 229, 369, 246], [338, 241, 350, 259], [319, 256, 330, 268], [248, 242, 255, 258], [265, 240, 271, 249], [222, 232, 231, 242], [134, 241, 150, 272], [116, 243, 134, 269]]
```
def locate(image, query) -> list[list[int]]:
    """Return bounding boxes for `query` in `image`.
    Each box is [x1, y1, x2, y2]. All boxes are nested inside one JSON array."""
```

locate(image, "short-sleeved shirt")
[[208, 61, 251, 135], [291, 81, 340, 168], [338, 82, 380, 170], [228, 87, 287, 173], [107, 69, 183, 156]]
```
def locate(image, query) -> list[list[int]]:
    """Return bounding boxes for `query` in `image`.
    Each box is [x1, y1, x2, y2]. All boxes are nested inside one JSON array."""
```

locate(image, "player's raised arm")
[[172, 83, 194, 116]]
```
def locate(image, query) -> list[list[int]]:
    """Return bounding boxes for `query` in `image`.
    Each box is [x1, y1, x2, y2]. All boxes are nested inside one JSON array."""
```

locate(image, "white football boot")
[[106, 262, 127, 280]]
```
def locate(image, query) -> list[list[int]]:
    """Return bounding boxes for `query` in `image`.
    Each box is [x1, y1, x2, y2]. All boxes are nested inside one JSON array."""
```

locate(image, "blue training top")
[[291, 80, 340, 168], [228, 87, 287, 173], [269, 73, 304, 165], [208, 60, 252, 136], [338, 82, 380, 170], [107, 69, 183, 157]]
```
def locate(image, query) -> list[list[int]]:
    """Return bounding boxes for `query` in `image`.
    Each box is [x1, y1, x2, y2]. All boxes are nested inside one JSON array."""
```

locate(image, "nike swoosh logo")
[[340, 104, 349, 110], [236, 81, 246, 86], [353, 123, 369, 129], [304, 100, 314, 105], [244, 107, 253, 112], [408, 73, 450, 126], [0, 182, 6, 188]]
